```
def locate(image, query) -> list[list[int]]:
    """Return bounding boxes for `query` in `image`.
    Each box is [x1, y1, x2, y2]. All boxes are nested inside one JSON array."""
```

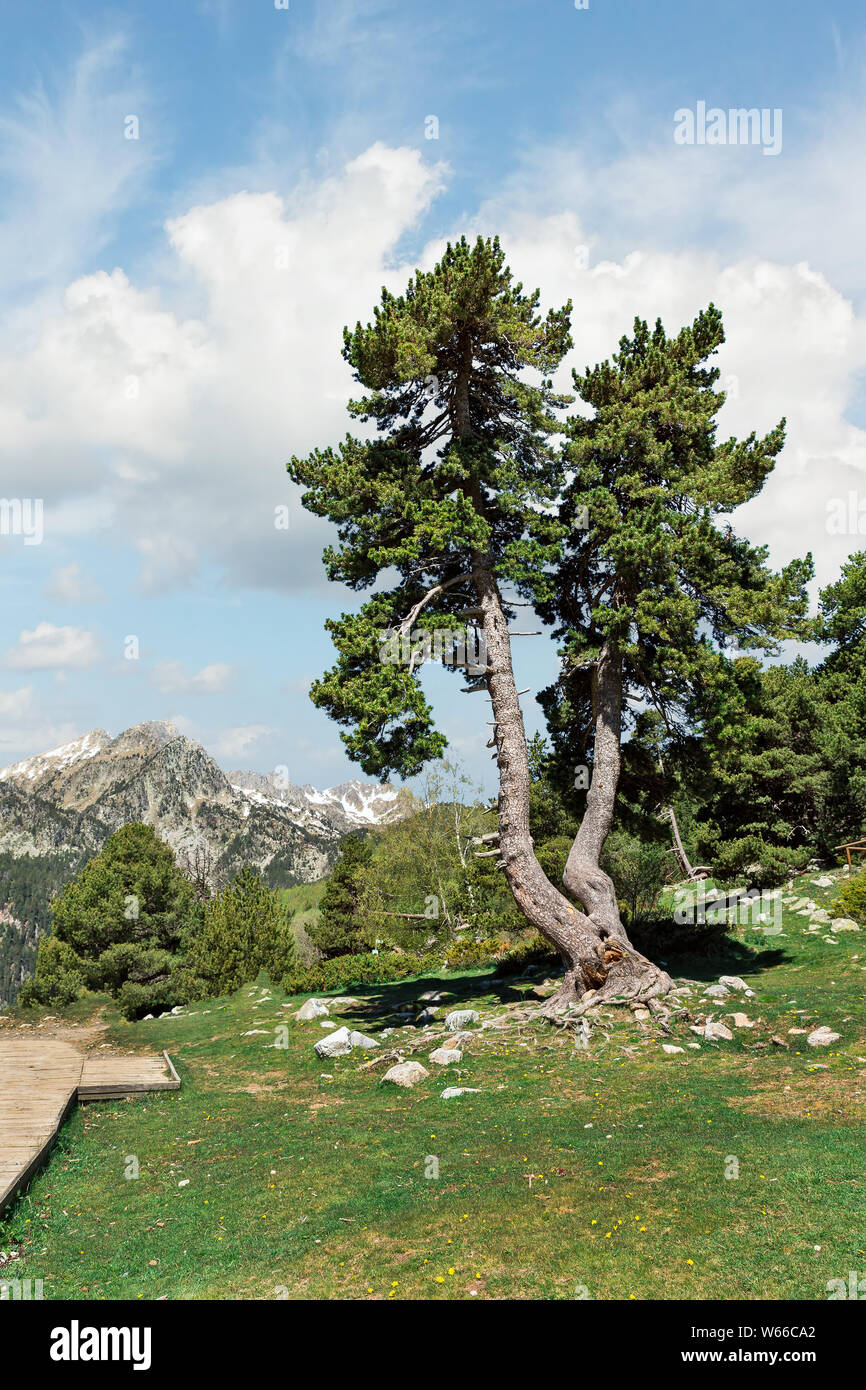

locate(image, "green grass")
[[279, 879, 325, 955], [2, 869, 864, 1301]]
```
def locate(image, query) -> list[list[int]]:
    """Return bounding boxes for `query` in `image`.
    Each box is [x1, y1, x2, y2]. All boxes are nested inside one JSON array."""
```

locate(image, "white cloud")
[[41, 563, 105, 603], [0, 684, 81, 764], [4, 622, 102, 670], [0, 109, 863, 613], [0, 34, 155, 300], [211, 723, 273, 760], [152, 660, 234, 694]]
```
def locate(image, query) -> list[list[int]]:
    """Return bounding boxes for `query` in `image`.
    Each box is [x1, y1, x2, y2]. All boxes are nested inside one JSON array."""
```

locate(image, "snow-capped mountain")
[[0, 721, 415, 884]]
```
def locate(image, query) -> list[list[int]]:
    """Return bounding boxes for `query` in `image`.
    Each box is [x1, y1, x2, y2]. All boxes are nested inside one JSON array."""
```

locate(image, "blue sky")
[[1, 0, 865, 791]]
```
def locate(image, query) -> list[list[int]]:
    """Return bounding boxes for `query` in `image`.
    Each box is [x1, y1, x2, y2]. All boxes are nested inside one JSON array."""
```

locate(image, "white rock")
[[718, 975, 750, 993], [314, 1026, 353, 1058], [348, 1030, 380, 1050], [662, 1044, 684, 1054], [382, 1061, 429, 1087], [441, 1087, 480, 1099], [704, 984, 730, 999], [445, 1009, 480, 1030], [319, 1020, 337, 1029], [730, 1013, 753, 1028], [830, 919, 860, 932], [297, 998, 330, 1021], [806, 1026, 841, 1047], [430, 1047, 463, 1065], [811, 876, 834, 888], [704, 1021, 734, 1041]]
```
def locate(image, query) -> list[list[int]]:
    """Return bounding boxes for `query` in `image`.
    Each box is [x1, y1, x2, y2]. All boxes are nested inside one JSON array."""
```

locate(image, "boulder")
[[704, 984, 730, 999], [704, 1021, 734, 1042], [382, 1061, 429, 1088], [718, 975, 752, 994], [297, 998, 330, 1021], [429, 1047, 463, 1065], [348, 1030, 380, 1050], [806, 1026, 841, 1047], [445, 1009, 480, 1030], [441, 1087, 480, 1099], [730, 1013, 753, 1028], [314, 1026, 353, 1059], [662, 1044, 684, 1054], [830, 919, 860, 932]]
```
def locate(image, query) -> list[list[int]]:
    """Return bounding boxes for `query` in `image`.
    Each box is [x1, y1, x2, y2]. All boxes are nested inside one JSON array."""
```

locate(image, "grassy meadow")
[[1, 869, 863, 1302]]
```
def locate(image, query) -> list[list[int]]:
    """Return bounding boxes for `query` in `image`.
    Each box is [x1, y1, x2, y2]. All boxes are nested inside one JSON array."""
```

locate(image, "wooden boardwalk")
[[0, 1039, 179, 1211]]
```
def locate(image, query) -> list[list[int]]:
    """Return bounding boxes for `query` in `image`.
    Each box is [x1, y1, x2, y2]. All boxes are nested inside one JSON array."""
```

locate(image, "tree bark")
[[472, 564, 671, 1015]]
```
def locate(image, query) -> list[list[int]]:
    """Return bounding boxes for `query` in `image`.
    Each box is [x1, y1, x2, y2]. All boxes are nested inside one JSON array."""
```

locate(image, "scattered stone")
[[662, 1044, 684, 1054], [444, 1009, 480, 1030], [441, 1087, 480, 1099], [382, 1061, 429, 1088], [633, 1007, 651, 1020], [329, 997, 360, 1008], [297, 998, 330, 1021], [811, 876, 835, 888], [430, 1047, 463, 1065], [416, 1008, 439, 1025], [314, 1026, 353, 1059], [704, 1021, 733, 1042], [770, 1035, 789, 1047], [348, 1030, 380, 1050], [319, 1020, 337, 1029], [718, 975, 753, 995], [730, 1013, 753, 1028], [788, 1027, 808, 1035], [807, 1026, 841, 1047], [830, 919, 860, 932], [704, 984, 730, 999]]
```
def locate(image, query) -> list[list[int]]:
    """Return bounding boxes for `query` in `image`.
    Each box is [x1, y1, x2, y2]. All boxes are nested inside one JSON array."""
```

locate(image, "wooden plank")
[[0, 1040, 180, 1211]]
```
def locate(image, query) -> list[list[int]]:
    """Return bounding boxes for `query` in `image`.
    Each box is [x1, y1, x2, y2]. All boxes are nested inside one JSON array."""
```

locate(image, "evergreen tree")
[[186, 866, 296, 996], [26, 823, 201, 1019], [538, 308, 811, 1003], [307, 833, 373, 958], [289, 240, 810, 1011]]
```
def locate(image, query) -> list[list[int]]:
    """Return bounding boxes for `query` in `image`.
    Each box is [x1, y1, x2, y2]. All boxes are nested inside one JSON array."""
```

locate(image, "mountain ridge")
[[0, 721, 413, 877]]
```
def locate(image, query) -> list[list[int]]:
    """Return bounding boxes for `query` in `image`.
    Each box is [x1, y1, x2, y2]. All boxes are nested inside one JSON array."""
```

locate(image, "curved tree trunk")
[[472, 563, 671, 1015]]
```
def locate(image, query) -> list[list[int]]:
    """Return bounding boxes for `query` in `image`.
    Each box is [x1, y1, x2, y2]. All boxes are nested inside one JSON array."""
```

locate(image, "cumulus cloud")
[[4, 622, 102, 670], [211, 723, 274, 760], [0, 117, 863, 611], [152, 660, 234, 694]]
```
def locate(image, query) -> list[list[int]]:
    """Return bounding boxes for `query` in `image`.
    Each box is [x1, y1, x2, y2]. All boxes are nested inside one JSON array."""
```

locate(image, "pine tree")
[[289, 240, 810, 1012], [539, 308, 812, 1002], [307, 833, 373, 958], [26, 823, 200, 1018], [186, 866, 296, 996]]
